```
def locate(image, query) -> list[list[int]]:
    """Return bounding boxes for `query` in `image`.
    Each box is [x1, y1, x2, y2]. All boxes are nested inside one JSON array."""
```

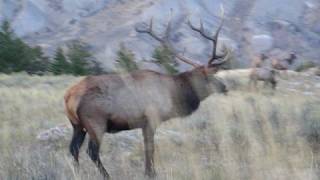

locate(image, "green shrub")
[[66, 41, 93, 75], [295, 61, 316, 72], [49, 47, 70, 75], [115, 44, 139, 72], [152, 46, 179, 75], [0, 20, 49, 74], [50, 42, 106, 76]]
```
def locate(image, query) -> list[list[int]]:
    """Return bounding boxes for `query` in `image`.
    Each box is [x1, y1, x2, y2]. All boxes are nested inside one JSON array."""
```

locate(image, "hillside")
[[1, 0, 319, 69]]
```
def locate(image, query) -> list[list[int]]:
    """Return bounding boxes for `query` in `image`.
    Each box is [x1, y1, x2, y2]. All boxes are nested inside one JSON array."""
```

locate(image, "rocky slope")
[[0, 0, 319, 69]]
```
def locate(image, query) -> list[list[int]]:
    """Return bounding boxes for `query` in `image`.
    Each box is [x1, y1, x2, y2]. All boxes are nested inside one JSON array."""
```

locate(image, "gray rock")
[[37, 124, 71, 142], [12, 1, 48, 36], [251, 34, 273, 52]]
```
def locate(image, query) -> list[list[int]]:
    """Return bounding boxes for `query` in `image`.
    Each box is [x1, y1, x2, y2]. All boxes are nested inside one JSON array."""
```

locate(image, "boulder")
[[250, 34, 274, 52], [37, 124, 71, 142], [12, 1, 48, 36]]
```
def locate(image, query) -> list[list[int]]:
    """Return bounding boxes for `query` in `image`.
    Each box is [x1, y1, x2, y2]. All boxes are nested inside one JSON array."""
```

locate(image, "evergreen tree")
[[67, 41, 92, 75], [115, 44, 139, 72], [25, 46, 49, 75], [50, 47, 70, 75], [90, 59, 106, 75], [152, 46, 179, 75], [0, 21, 104, 75], [0, 20, 48, 74], [0, 20, 18, 73]]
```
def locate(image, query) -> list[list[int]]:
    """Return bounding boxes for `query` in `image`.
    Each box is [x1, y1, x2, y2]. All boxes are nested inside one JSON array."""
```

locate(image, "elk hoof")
[[102, 174, 111, 180], [145, 170, 157, 178]]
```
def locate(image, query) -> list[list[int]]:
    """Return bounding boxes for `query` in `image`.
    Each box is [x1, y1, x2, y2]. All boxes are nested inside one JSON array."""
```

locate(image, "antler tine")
[[188, 19, 214, 41], [163, 14, 200, 67], [175, 54, 201, 67], [164, 8, 173, 40], [213, 4, 225, 40], [136, 13, 201, 68], [135, 17, 164, 43], [208, 4, 225, 65], [200, 19, 205, 32], [164, 42, 201, 67], [187, 4, 225, 66], [150, 18, 153, 32]]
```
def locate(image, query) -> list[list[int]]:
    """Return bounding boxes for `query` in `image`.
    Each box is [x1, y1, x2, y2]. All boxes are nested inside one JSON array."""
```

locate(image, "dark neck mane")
[[174, 71, 201, 116]]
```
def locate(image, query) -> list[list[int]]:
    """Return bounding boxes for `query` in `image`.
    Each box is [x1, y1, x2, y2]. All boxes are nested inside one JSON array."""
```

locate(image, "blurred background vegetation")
[[0, 20, 108, 75], [0, 20, 182, 75]]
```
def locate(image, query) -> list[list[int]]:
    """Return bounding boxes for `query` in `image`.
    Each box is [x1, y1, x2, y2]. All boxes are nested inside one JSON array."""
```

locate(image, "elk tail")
[[64, 89, 81, 126]]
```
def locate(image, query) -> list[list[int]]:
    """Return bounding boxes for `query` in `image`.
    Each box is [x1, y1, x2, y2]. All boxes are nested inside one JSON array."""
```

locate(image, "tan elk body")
[[65, 69, 227, 131], [249, 67, 277, 89], [249, 54, 277, 89], [271, 53, 296, 70], [250, 53, 267, 68]]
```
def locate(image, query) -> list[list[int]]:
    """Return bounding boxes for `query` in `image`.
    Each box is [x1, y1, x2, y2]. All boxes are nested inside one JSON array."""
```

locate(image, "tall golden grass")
[[0, 70, 319, 180]]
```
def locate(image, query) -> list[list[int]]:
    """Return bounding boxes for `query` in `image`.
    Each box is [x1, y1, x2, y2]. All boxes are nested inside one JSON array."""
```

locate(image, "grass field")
[[0, 70, 319, 180]]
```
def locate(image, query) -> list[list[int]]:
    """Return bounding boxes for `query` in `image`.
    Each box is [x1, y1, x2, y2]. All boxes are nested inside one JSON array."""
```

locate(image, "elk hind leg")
[[69, 124, 86, 165]]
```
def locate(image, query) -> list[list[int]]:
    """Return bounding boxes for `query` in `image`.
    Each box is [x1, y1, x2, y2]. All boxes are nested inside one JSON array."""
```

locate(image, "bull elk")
[[64, 7, 229, 179]]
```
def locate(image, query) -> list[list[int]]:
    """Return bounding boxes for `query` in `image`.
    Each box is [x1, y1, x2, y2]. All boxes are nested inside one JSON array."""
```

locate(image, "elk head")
[[135, 5, 230, 95]]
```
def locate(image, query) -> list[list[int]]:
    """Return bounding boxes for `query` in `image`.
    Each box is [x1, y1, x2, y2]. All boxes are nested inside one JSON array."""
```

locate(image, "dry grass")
[[0, 70, 319, 180]]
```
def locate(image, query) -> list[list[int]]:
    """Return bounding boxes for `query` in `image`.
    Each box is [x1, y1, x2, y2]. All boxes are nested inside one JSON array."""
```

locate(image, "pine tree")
[[67, 41, 92, 75], [0, 20, 18, 73], [0, 20, 14, 40], [25, 46, 50, 75], [90, 60, 106, 75], [0, 20, 48, 74], [50, 47, 70, 75], [152, 46, 179, 75], [115, 44, 139, 72]]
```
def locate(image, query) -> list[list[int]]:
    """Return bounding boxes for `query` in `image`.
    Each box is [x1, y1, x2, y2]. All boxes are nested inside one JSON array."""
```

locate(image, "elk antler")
[[135, 14, 201, 68], [188, 4, 226, 66], [210, 45, 231, 66]]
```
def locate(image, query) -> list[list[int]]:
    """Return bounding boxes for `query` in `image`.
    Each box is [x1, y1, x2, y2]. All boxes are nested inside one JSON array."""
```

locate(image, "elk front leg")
[[142, 125, 156, 178]]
